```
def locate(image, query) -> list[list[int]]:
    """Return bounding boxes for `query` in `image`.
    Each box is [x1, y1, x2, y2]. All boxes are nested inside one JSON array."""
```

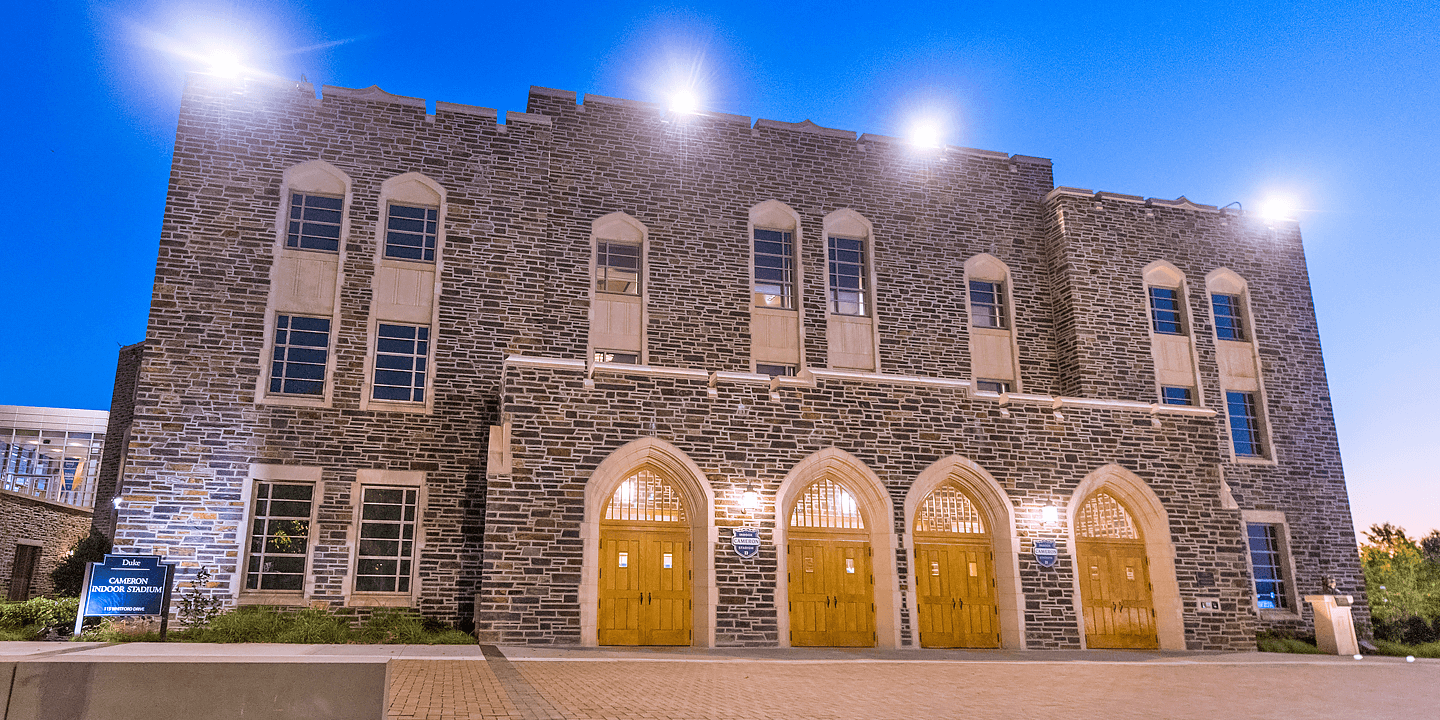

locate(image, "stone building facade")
[[110, 72, 1365, 650]]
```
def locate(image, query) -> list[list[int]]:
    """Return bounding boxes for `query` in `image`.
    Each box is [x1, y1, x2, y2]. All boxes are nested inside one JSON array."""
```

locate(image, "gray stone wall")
[[92, 340, 146, 538], [0, 493, 93, 599], [116, 73, 1363, 646]]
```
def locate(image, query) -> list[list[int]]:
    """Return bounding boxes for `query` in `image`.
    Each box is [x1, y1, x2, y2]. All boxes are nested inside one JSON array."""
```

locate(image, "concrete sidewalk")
[[1, 642, 1434, 720]]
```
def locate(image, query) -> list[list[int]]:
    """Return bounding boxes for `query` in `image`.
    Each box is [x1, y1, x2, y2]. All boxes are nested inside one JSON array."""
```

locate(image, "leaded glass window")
[[1076, 492, 1139, 539], [286, 193, 343, 252], [915, 483, 985, 534], [355, 486, 419, 593], [270, 315, 330, 396], [827, 236, 868, 316], [372, 324, 429, 403], [753, 229, 794, 308], [604, 469, 687, 523], [969, 280, 1007, 329], [384, 204, 438, 262], [1227, 391, 1264, 457], [790, 477, 865, 529], [1148, 287, 1184, 335], [245, 482, 313, 591], [1212, 293, 1246, 341], [596, 241, 641, 294], [1247, 523, 1289, 609]]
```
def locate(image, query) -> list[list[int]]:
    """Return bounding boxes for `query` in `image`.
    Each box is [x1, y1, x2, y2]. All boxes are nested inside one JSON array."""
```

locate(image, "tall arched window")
[[823, 209, 879, 371], [749, 200, 804, 376], [1142, 261, 1202, 407], [1206, 268, 1271, 460], [363, 172, 446, 413], [964, 254, 1020, 393], [589, 212, 649, 366]]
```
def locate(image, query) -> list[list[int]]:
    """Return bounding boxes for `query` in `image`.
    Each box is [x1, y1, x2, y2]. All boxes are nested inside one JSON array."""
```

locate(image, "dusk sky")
[[7, 1, 1436, 538]]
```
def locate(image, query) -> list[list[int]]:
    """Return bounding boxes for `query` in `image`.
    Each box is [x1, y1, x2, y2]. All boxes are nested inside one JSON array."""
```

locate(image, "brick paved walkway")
[[385, 648, 1436, 720]]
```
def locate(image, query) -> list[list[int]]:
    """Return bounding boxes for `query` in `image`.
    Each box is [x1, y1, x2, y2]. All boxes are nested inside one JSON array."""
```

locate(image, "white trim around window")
[[344, 469, 427, 607], [234, 463, 324, 604]]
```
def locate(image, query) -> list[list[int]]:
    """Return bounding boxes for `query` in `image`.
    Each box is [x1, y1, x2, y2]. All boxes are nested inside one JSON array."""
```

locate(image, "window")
[[270, 315, 330, 396], [286, 193, 343, 252], [372, 324, 429, 403], [968, 281, 1007, 329], [1226, 391, 1264, 457], [596, 241, 641, 295], [1247, 523, 1289, 609], [1148, 287, 1184, 335], [1161, 386, 1194, 406], [245, 482, 314, 591], [753, 229, 795, 308], [355, 486, 418, 593], [975, 379, 1010, 394], [594, 350, 639, 364], [756, 363, 796, 377], [384, 204, 438, 262], [1212, 293, 1245, 341], [827, 236, 868, 316]]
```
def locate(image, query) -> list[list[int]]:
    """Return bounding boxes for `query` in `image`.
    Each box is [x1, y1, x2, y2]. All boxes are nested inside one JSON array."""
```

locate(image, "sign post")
[[73, 554, 177, 641]]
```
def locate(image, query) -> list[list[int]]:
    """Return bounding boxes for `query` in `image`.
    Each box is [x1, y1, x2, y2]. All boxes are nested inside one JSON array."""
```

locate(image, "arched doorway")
[[597, 468, 692, 645], [787, 477, 876, 647], [1074, 491, 1158, 649], [913, 483, 1000, 648]]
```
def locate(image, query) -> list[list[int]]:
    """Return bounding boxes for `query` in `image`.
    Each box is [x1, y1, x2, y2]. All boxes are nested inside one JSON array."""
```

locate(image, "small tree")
[[177, 566, 225, 628], [49, 529, 112, 597], [1360, 523, 1440, 635]]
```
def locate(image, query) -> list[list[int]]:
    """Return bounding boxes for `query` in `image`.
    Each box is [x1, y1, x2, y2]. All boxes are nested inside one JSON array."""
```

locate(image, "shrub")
[[1256, 630, 1326, 654], [49, 529, 112, 597], [176, 567, 224, 629]]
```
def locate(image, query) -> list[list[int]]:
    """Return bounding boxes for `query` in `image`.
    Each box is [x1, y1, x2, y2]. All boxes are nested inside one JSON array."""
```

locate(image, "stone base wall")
[[0, 493, 93, 599]]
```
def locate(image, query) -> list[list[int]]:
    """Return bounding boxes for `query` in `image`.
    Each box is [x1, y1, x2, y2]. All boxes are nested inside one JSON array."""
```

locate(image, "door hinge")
[[993, 606, 998, 615], [787, 544, 791, 553], [789, 601, 792, 612], [871, 603, 875, 612], [1151, 609, 1156, 618]]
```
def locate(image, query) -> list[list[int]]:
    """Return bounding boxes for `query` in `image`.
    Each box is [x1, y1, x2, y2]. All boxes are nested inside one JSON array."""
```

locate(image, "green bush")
[[0, 597, 80, 634], [74, 605, 474, 645], [49, 529, 112, 597]]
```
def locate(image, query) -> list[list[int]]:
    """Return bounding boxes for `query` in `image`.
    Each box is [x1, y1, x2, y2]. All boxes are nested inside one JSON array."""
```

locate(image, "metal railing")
[[0, 471, 95, 510]]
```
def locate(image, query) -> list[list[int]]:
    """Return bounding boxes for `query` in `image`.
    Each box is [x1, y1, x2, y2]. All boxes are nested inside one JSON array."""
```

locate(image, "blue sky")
[[6, 1, 1436, 538]]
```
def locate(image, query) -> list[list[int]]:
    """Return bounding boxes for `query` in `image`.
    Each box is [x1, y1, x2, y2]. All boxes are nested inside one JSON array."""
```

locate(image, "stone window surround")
[[362, 172, 447, 415], [963, 253, 1023, 393], [586, 212, 651, 367], [747, 200, 807, 375], [1240, 509, 1302, 620], [256, 160, 351, 410], [344, 469, 428, 607], [821, 209, 882, 371], [233, 463, 325, 604], [1205, 268, 1277, 466], [1141, 260, 1206, 409]]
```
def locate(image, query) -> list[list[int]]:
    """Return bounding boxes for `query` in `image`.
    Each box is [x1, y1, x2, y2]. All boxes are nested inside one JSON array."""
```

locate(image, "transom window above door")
[[915, 483, 985, 534], [790, 477, 865, 529], [1076, 492, 1139, 539], [604, 469, 687, 523]]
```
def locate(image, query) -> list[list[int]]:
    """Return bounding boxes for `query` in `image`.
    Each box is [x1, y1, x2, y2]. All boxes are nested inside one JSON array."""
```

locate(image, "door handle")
[[957, 598, 964, 609], [825, 596, 831, 607], [951, 599, 956, 609], [639, 593, 644, 603], [647, 593, 652, 605]]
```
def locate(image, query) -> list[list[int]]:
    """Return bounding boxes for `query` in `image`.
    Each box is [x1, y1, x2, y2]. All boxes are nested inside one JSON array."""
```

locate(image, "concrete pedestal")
[[1305, 594, 1359, 655]]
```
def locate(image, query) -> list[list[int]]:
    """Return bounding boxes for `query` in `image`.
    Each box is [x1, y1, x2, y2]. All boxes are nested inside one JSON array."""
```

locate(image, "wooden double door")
[[914, 539, 1000, 648], [598, 527, 691, 645], [788, 534, 875, 647], [1076, 538, 1158, 649]]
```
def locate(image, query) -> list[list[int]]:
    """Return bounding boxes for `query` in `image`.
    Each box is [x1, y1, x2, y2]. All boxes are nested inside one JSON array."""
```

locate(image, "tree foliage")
[[49, 529, 113, 597], [1361, 523, 1440, 643]]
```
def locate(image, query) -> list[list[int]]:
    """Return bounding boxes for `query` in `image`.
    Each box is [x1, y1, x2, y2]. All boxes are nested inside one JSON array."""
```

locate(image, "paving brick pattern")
[[382, 653, 1436, 720], [387, 659, 517, 720]]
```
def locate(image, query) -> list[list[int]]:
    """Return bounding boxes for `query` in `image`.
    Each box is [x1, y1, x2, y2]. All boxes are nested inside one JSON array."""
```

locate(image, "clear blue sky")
[[6, 1, 1436, 539]]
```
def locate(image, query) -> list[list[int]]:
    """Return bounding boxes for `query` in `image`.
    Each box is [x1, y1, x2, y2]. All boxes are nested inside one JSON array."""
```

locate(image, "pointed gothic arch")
[[903, 455, 1024, 649], [774, 448, 899, 648], [1065, 464, 1185, 649], [580, 437, 716, 647]]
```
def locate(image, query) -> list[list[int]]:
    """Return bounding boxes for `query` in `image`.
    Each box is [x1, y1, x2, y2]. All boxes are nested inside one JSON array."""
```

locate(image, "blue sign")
[[731, 528, 761, 559], [1033, 539, 1058, 568], [82, 554, 174, 616]]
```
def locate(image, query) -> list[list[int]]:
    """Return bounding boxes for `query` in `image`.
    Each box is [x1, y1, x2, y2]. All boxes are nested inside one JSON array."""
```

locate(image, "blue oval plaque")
[[731, 528, 761, 559], [1033, 539, 1058, 568]]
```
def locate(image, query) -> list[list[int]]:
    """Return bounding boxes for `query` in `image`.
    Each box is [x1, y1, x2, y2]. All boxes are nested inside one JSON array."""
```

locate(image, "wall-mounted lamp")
[[740, 483, 761, 512], [1040, 504, 1059, 525], [113, 497, 123, 509]]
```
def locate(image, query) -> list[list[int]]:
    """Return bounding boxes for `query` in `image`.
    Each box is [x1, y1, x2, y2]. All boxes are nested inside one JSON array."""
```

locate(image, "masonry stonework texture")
[[0, 494, 92, 599], [113, 73, 1365, 649]]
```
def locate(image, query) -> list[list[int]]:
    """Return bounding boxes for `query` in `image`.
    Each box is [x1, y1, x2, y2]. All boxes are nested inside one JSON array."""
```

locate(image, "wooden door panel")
[[1077, 539, 1158, 649], [790, 536, 875, 647], [597, 534, 642, 645], [600, 528, 691, 646], [916, 541, 998, 648]]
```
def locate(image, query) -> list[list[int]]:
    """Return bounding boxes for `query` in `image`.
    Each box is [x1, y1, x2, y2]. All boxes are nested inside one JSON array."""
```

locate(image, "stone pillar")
[[1304, 594, 1359, 655]]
